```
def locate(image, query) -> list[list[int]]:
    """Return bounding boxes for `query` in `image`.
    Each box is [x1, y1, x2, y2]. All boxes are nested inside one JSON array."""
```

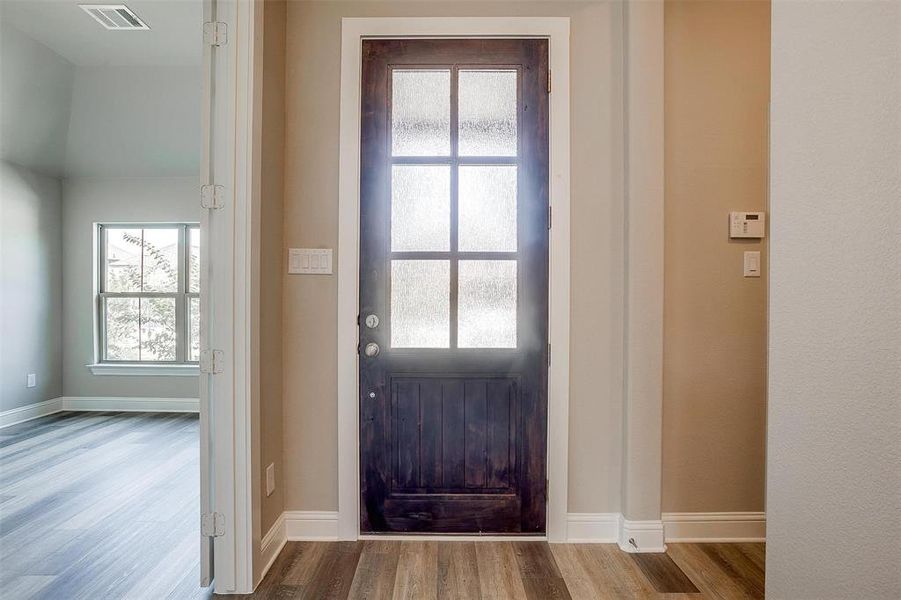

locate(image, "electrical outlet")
[[26, 374, 36, 388], [266, 463, 276, 497]]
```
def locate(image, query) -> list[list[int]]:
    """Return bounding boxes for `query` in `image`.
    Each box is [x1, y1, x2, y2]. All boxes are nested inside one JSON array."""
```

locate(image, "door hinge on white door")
[[203, 21, 227, 46], [199, 349, 224, 374], [547, 343, 551, 367], [201, 512, 225, 537], [547, 69, 552, 94], [548, 205, 552, 230], [200, 184, 224, 209]]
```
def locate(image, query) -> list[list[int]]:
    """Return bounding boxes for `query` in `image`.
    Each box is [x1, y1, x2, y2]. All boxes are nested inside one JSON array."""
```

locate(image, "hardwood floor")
[[247, 540, 765, 599], [0, 411, 211, 600], [1, 412, 765, 599]]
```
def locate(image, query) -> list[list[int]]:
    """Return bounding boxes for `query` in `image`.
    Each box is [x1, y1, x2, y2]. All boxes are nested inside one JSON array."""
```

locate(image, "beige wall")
[[260, 0, 287, 536], [282, 0, 626, 514], [662, 0, 769, 513]]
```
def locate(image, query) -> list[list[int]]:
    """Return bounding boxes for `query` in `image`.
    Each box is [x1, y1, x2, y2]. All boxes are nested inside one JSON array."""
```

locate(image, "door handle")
[[363, 342, 380, 358]]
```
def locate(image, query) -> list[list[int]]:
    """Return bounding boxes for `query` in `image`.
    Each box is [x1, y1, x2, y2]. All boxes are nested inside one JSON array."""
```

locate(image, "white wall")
[[1, 20, 203, 409], [0, 21, 74, 176], [61, 176, 200, 399], [0, 162, 64, 412], [768, 1, 900, 598], [65, 66, 202, 178]]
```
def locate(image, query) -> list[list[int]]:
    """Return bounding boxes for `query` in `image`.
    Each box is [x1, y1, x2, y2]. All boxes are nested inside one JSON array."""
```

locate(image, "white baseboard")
[[0, 397, 64, 428], [255, 509, 763, 572], [1, 396, 201, 429], [618, 517, 667, 553], [566, 513, 620, 543], [284, 511, 340, 541], [259, 514, 288, 585], [60, 396, 199, 413], [662, 512, 766, 542]]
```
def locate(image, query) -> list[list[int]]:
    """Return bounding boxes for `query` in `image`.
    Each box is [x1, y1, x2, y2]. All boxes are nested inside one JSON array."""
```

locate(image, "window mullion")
[[176, 225, 187, 362]]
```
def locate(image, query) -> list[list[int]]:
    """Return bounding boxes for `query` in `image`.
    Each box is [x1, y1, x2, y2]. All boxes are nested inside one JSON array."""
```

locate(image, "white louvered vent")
[[80, 5, 150, 30]]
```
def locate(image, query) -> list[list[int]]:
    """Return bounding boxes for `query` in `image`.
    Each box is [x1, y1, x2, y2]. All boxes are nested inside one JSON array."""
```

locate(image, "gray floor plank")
[[0, 412, 210, 600]]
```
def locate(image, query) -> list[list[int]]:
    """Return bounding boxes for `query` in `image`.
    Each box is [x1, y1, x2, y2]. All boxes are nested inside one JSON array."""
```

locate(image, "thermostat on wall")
[[288, 248, 333, 274], [730, 211, 766, 239]]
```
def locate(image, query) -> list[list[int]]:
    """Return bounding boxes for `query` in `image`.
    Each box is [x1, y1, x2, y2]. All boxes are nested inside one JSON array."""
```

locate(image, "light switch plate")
[[744, 251, 761, 277], [26, 373, 36, 388], [288, 248, 333, 275]]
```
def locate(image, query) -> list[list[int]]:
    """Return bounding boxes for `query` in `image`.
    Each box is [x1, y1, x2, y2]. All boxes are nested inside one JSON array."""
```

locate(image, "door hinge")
[[199, 349, 224, 374], [547, 69, 552, 94], [201, 512, 225, 537], [203, 21, 228, 46], [200, 184, 224, 210], [547, 205, 552, 230], [547, 343, 551, 367]]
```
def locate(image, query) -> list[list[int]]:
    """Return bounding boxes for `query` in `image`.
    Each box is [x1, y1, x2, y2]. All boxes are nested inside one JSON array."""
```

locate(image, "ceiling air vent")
[[80, 5, 150, 30]]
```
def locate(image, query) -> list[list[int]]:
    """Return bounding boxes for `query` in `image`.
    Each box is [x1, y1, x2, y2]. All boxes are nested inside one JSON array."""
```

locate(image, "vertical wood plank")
[[464, 381, 487, 488], [486, 380, 512, 488], [419, 380, 443, 489], [394, 381, 420, 489], [442, 381, 465, 488]]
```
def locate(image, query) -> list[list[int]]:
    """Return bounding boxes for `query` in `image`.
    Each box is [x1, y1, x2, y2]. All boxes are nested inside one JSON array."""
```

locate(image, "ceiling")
[[1, 0, 202, 66]]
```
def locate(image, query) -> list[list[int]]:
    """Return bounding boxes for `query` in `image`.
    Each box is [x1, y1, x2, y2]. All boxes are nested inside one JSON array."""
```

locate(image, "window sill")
[[87, 363, 200, 377]]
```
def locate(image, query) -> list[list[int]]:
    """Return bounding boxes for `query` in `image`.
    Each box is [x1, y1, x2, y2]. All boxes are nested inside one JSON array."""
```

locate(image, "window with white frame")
[[98, 224, 200, 364]]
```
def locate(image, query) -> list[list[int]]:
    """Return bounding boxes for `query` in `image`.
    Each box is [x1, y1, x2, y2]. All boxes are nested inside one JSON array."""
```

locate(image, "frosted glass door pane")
[[459, 165, 517, 251], [391, 260, 450, 348], [458, 261, 517, 348], [458, 70, 517, 156], [392, 70, 451, 156], [392, 165, 450, 251]]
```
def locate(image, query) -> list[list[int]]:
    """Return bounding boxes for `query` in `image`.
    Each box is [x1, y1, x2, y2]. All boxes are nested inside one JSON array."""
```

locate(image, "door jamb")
[[336, 17, 571, 542], [202, 0, 258, 593]]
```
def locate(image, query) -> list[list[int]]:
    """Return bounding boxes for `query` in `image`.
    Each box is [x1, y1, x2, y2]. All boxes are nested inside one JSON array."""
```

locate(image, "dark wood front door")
[[359, 39, 549, 534]]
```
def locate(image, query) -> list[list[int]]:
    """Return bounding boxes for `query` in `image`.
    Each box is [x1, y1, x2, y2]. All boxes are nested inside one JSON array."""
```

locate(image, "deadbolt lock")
[[364, 314, 380, 329]]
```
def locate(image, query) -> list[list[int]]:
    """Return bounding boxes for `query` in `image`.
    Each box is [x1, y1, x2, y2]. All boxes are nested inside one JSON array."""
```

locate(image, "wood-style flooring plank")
[[513, 541, 572, 600], [392, 541, 438, 600], [550, 543, 656, 600], [303, 541, 364, 599], [2, 413, 767, 600], [348, 540, 401, 599], [475, 541, 528, 599], [255, 539, 761, 599], [631, 552, 700, 593], [0, 412, 209, 600], [437, 542, 481, 600], [667, 543, 764, 600]]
